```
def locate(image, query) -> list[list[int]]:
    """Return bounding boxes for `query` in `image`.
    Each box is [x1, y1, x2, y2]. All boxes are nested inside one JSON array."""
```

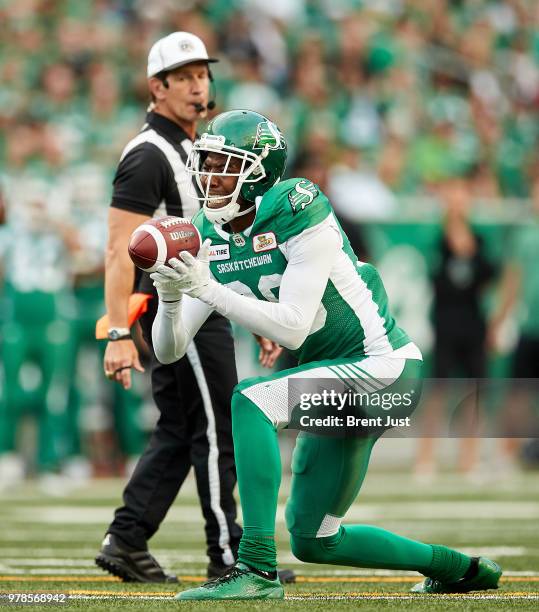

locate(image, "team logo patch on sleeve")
[[253, 232, 277, 253], [208, 244, 230, 261], [288, 180, 318, 213]]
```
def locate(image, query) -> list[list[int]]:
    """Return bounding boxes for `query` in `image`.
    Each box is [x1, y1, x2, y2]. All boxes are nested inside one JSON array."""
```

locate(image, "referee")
[[96, 32, 243, 583]]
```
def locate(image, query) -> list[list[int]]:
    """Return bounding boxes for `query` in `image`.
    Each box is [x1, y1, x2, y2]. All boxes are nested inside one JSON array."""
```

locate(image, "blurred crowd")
[[1, 0, 539, 486], [3, 0, 539, 207]]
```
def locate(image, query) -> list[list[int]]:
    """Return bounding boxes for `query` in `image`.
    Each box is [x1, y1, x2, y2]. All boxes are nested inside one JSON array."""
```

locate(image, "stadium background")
[[0, 0, 539, 610]]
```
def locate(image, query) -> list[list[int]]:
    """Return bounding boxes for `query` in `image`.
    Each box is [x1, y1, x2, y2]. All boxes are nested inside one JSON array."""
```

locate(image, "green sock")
[[428, 544, 472, 583], [238, 533, 278, 572], [232, 391, 281, 572]]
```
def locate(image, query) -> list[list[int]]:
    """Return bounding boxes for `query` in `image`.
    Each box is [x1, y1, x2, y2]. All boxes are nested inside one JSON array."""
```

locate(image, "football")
[[128, 216, 201, 273]]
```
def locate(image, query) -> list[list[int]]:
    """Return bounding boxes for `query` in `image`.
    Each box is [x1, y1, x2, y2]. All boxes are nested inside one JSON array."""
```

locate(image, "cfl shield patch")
[[232, 233, 246, 248], [288, 180, 318, 213], [253, 232, 277, 253], [208, 244, 230, 261]]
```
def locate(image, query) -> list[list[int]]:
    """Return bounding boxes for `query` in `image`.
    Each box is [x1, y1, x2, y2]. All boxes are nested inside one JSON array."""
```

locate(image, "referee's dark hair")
[[149, 65, 213, 104], [150, 70, 170, 103]]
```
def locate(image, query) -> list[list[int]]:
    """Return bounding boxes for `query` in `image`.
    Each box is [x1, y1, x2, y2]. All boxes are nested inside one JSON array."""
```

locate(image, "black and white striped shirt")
[[111, 111, 200, 219], [111, 111, 201, 294]]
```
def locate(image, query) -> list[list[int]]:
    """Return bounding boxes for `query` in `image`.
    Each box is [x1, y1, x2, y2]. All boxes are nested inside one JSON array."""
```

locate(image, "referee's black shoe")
[[95, 533, 178, 583], [207, 559, 296, 584]]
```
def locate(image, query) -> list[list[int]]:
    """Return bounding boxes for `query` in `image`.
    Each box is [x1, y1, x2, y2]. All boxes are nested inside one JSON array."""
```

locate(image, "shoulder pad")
[[259, 178, 331, 242]]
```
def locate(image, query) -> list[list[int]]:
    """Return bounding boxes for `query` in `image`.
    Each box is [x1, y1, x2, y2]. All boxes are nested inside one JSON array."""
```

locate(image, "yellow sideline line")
[[1, 589, 538, 600], [0, 590, 173, 597], [1, 575, 538, 583], [0, 576, 120, 582], [68, 591, 538, 599], [289, 591, 539, 597], [298, 576, 539, 583]]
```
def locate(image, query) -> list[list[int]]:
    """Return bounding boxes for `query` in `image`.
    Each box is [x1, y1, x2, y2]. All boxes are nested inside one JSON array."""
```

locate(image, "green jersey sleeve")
[[258, 178, 333, 243]]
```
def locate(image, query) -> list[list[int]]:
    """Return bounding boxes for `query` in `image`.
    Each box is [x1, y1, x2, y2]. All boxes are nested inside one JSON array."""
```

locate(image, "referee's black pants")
[[107, 312, 242, 565]]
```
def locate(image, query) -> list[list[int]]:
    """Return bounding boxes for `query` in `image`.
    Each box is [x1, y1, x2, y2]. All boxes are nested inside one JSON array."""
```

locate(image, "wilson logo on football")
[[170, 230, 194, 240], [253, 232, 276, 253]]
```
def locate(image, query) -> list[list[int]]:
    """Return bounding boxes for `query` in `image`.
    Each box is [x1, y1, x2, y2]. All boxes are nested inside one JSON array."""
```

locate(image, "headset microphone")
[[205, 68, 217, 111], [191, 69, 218, 113], [193, 99, 216, 113]]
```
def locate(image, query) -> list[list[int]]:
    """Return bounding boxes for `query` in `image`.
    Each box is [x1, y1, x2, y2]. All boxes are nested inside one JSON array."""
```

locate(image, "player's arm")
[[152, 293, 213, 364], [104, 207, 150, 387], [207, 225, 340, 348], [158, 220, 341, 352], [151, 270, 280, 365]]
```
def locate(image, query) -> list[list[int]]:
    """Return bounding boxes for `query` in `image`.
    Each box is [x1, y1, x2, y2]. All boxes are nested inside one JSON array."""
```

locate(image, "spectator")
[[415, 177, 497, 481]]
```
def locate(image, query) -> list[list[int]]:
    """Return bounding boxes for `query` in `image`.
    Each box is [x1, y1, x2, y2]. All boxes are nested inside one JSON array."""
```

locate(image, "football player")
[[149, 110, 502, 600]]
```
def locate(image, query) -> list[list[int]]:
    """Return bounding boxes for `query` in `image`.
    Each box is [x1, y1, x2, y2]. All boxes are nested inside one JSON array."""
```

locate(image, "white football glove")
[[150, 265, 185, 302], [167, 238, 212, 299]]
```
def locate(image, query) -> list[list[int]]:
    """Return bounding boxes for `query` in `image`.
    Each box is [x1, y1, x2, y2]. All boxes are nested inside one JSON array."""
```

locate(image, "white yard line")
[[0, 546, 531, 571], [3, 501, 538, 524], [61, 593, 539, 601]]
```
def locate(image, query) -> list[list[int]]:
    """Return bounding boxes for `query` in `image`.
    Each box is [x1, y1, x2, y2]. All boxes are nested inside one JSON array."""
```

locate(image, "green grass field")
[[0, 469, 538, 610]]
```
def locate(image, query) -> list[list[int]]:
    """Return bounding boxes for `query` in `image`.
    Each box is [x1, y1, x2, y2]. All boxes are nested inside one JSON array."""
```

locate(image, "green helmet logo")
[[253, 120, 286, 151], [185, 110, 288, 224]]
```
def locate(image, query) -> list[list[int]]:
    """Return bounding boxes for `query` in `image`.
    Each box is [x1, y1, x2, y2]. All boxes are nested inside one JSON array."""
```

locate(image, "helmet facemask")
[[186, 134, 270, 225]]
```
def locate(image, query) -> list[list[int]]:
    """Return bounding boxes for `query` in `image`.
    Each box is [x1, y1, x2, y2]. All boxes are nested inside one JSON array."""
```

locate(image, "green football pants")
[[236, 353, 423, 539], [233, 352, 470, 581]]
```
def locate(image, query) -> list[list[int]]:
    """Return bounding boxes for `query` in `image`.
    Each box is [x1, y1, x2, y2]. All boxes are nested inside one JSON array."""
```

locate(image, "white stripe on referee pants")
[[186, 341, 235, 567]]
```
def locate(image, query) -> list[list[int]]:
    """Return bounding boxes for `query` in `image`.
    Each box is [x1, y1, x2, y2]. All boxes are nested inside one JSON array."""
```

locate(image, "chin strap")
[[204, 200, 256, 225], [234, 204, 256, 218]]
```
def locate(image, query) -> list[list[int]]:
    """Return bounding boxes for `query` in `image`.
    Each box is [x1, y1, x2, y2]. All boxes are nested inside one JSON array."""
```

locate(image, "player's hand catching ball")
[[150, 267, 186, 302], [152, 239, 212, 300]]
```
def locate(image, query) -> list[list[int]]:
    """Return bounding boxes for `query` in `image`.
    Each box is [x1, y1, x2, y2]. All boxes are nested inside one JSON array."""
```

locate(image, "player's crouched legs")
[[289, 524, 502, 593], [176, 382, 286, 600], [230, 385, 282, 574], [288, 527, 404, 567], [289, 531, 340, 564], [284, 362, 501, 593]]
